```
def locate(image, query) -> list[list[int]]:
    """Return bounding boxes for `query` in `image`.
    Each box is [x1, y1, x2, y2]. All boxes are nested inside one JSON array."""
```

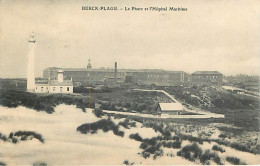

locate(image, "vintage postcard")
[[0, 0, 259, 165]]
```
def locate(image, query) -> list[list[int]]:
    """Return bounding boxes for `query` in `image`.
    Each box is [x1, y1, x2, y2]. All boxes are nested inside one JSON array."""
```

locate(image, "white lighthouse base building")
[[35, 70, 73, 94]]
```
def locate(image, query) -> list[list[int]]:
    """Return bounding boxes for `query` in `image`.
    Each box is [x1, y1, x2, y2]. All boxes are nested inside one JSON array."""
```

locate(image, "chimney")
[[114, 62, 117, 82]]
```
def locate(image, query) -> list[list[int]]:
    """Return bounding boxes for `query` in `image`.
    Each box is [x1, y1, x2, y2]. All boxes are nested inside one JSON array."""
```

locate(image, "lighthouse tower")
[[27, 34, 36, 92]]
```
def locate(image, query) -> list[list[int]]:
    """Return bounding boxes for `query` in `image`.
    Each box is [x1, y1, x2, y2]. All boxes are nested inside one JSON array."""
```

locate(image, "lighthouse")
[[27, 34, 36, 92]]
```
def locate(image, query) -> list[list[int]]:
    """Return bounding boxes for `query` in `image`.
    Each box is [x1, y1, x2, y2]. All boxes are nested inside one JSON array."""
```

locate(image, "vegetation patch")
[[200, 149, 223, 165], [141, 120, 260, 154], [93, 108, 104, 118], [118, 119, 136, 129], [0, 162, 6, 166], [138, 135, 183, 160], [77, 118, 124, 137], [161, 140, 181, 149], [212, 145, 225, 153], [226, 156, 246, 165], [94, 90, 172, 114], [0, 90, 95, 113], [33, 162, 48, 166], [123, 160, 134, 165], [177, 143, 223, 164], [177, 143, 202, 162], [139, 136, 163, 159], [0, 131, 44, 143], [129, 133, 143, 142]]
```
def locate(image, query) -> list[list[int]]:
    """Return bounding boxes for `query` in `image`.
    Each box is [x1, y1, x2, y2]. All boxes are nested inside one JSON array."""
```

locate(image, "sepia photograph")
[[0, 0, 259, 165]]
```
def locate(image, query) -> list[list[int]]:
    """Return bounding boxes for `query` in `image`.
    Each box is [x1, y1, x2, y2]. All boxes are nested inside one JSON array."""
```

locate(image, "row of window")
[[36, 86, 70, 92], [52, 87, 70, 92], [193, 75, 219, 79]]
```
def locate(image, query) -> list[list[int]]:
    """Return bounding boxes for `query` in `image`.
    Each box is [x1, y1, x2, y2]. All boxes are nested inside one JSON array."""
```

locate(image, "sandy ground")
[[0, 105, 193, 165]]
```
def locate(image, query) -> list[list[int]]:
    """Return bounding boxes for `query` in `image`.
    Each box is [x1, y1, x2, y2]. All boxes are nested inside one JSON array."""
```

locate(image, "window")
[[67, 87, 70, 91], [53, 87, 55, 91], [36, 87, 37, 90]]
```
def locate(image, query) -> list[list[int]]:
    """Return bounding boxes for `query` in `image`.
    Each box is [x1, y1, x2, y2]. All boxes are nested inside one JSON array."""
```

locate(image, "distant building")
[[35, 70, 73, 93], [43, 64, 189, 87], [157, 103, 184, 115], [191, 71, 223, 86], [226, 74, 259, 91]]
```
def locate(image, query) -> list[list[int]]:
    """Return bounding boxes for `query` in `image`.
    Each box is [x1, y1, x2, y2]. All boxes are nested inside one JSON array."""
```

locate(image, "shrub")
[[140, 142, 149, 149], [218, 134, 227, 139], [226, 156, 245, 165], [118, 119, 137, 129], [0, 133, 7, 142], [153, 149, 163, 159], [0, 131, 44, 143], [33, 162, 48, 166], [162, 141, 171, 148], [177, 143, 202, 161], [113, 128, 124, 137], [77, 119, 125, 137], [178, 134, 204, 144], [0, 162, 6, 166], [162, 140, 181, 149], [200, 150, 222, 165], [142, 152, 150, 159], [8, 132, 14, 139], [118, 119, 130, 129], [14, 131, 44, 143], [129, 133, 143, 142], [93, 108, 104, 118], [172, 135, 180, 141], [171, 141, 182, 149], [12, 137, 18, 144], [230, 143, 249, 152], [212, 145, 225, 153], [123, 160, 134, 165], [143, 137, 157, 146], [143, 144, 160, 154]]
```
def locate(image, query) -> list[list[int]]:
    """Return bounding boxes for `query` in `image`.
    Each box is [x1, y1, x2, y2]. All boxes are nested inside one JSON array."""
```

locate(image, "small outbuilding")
[[157, 103, 184, 115]]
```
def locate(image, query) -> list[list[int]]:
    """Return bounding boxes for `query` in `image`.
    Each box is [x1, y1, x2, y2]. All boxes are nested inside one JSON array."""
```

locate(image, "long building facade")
[[43, 67, 189, 86], [43, 62, 223, 87], [191, 71, 223, 86]]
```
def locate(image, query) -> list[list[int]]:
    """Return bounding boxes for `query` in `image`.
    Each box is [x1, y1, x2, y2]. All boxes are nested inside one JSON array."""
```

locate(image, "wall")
[[48, 86, 73, 93], [192, 74, 223, 86], [43, 67, 188, 86], [35, 85, 49, 93]]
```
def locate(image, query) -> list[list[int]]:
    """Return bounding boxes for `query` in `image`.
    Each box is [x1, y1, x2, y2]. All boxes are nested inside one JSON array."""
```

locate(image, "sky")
[[0, 0, 259, 78]]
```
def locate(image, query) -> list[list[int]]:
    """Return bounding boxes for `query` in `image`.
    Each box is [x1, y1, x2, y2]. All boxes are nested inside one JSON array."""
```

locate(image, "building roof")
[[49, 80, 73, 86], [44, 67, 187, 74], [192, 71, 222, 75], [158, 103, 183, 111]]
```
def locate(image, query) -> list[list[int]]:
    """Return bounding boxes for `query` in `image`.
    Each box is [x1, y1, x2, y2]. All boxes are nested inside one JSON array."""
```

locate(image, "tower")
[[27, 34, 36, 92], [87, 58, 92, 69], [58, 70, 64, 82]]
